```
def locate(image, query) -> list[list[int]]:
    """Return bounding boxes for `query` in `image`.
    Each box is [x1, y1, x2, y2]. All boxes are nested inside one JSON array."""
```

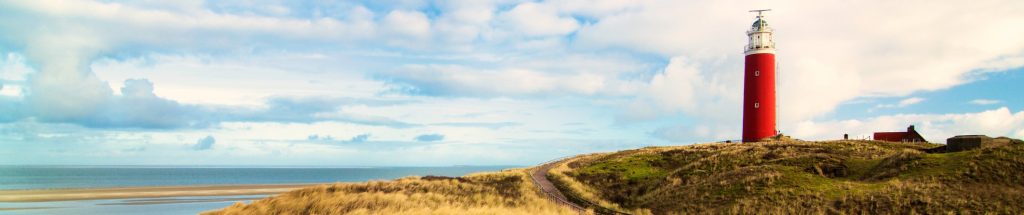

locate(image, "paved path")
[[530, 159, 585, 212], [531, 158, 631, 215]]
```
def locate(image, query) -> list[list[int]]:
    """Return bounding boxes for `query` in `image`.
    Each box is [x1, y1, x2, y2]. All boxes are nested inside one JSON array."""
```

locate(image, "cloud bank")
[[0, 0, 1021, 165]]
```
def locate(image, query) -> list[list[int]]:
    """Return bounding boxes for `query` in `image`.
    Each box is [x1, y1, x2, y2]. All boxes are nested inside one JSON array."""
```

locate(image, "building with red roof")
[[874, 125, 927, 142]]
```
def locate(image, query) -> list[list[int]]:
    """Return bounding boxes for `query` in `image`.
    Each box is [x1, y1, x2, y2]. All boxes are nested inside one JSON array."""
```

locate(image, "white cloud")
[[437, 0, 496, 24], [497, 2, 580, 37], [11, 0, 1014, 127], [424, 0, 499, 48], [624, 56, 741, 123], [0, 1, 390, 125], [381, 64, 618, 97], [898, 97, 925, 107], [787, 107, 1024, 142], [970, 99, 1001, 105], [5, 1, 351, 41], [1, 1, 1022, 165], [573, 0, 1024, 123], [547, 0, 638, 18], [381, 10, 432, 41], [375, 51, 654, 98], [1, 53, 33, 81], [92, 54, 388, 106], [874, 97, 925, 109], [0, 85, 21, 97], [650, 123, 738, 142]]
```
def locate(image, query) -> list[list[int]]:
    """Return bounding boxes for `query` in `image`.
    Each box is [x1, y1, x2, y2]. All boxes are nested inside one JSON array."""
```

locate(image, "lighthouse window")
[[754, 102, 760, 108], [755, 70, 760, 76]]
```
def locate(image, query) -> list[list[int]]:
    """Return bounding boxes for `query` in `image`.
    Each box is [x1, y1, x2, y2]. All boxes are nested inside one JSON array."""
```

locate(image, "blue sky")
[[0, 0, 1022, 166]]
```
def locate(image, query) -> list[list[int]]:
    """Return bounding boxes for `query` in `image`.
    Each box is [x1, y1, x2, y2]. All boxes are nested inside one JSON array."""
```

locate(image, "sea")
[[0, 165, 517, 215]]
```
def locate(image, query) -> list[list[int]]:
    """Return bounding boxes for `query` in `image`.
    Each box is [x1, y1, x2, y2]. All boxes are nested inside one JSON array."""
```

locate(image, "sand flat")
[[0, 184, 313, 202]]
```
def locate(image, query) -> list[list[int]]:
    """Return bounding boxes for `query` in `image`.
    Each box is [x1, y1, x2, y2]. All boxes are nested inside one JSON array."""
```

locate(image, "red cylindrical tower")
[[742, 10, 777, 142]]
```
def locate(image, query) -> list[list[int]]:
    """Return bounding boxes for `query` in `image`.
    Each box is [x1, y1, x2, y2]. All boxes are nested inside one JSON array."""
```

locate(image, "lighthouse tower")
[[742, 9, 777, 142]]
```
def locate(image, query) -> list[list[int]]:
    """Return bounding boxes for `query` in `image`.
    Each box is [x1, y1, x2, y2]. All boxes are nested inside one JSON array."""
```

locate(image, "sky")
[[0, 0, 1022, 166]]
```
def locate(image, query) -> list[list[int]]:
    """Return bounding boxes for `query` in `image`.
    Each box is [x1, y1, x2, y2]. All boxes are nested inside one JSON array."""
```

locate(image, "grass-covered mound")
[[203, 169, 578, 215], [550, 139, 1024, 214]]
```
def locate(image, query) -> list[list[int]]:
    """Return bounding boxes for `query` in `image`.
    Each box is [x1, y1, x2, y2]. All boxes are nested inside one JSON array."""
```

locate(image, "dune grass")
[[203, 168, 579, 215], [204, 139, 1023, 214], [557, 140, 1024, 214], [546, 154, 654, 215]]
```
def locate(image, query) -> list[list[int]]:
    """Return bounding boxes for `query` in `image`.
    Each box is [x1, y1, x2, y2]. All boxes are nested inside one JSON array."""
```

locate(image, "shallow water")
[[0, 195, 266, 215], [0, 165, 516, 214], [0, 165, 516, 190]]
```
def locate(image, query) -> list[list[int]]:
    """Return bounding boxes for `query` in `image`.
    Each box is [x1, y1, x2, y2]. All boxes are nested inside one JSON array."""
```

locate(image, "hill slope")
[[204, 139, 1024, 214], [548, 139, 1024, 214], [203, 169, 579, 215]]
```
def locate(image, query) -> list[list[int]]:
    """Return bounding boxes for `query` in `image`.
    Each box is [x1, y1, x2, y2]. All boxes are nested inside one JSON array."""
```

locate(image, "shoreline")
[[0, 184, 315, 202]]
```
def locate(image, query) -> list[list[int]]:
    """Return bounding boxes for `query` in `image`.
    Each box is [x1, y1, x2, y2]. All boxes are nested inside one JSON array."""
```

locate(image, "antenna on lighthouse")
[[749, 9, 771, 18]]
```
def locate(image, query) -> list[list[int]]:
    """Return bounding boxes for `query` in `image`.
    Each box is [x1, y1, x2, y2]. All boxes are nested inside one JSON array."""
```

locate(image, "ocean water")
[[0, 195, 269, 215], [0, 165, 516, 214], [0, 165, 517, 190]]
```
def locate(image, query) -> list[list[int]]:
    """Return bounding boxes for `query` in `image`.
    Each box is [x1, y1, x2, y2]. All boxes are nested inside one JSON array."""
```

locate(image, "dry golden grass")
[[203, 169, 579, 215], [559, 140, 1024, 214], [204, 139, 1024, 214]]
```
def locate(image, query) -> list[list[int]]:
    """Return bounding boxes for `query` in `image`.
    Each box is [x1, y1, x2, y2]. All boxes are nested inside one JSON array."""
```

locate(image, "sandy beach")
[[0, 184, 311, 203]]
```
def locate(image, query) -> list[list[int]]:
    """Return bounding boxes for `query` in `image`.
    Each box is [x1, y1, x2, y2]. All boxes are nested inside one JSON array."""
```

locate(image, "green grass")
[[842, 158, 883, 179], [555, 139, 1024, 214], [577, 153, 667, 181], [774, 165, 886, 199], [897, 150, 970, 178], [204, 139, 1024, 214]]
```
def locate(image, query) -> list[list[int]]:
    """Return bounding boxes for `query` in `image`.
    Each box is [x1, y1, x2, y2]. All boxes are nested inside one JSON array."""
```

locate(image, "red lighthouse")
[[742, 9, 777, 142]]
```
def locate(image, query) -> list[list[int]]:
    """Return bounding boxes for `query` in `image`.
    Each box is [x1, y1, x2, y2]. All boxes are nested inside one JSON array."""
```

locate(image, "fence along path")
[[530, 156, 633, 215], [530, 157, 587, 214]]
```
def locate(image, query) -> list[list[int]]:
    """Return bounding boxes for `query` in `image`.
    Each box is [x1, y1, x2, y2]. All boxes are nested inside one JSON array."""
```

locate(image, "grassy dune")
[[548, 154, 648, 214], [553, 139, 1024, 214], [205, 139, 1023, 214], [203, 169, 580, 215]]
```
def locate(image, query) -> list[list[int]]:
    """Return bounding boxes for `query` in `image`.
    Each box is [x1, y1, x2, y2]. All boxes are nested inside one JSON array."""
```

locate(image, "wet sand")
[[0, 184, 312, 203]]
